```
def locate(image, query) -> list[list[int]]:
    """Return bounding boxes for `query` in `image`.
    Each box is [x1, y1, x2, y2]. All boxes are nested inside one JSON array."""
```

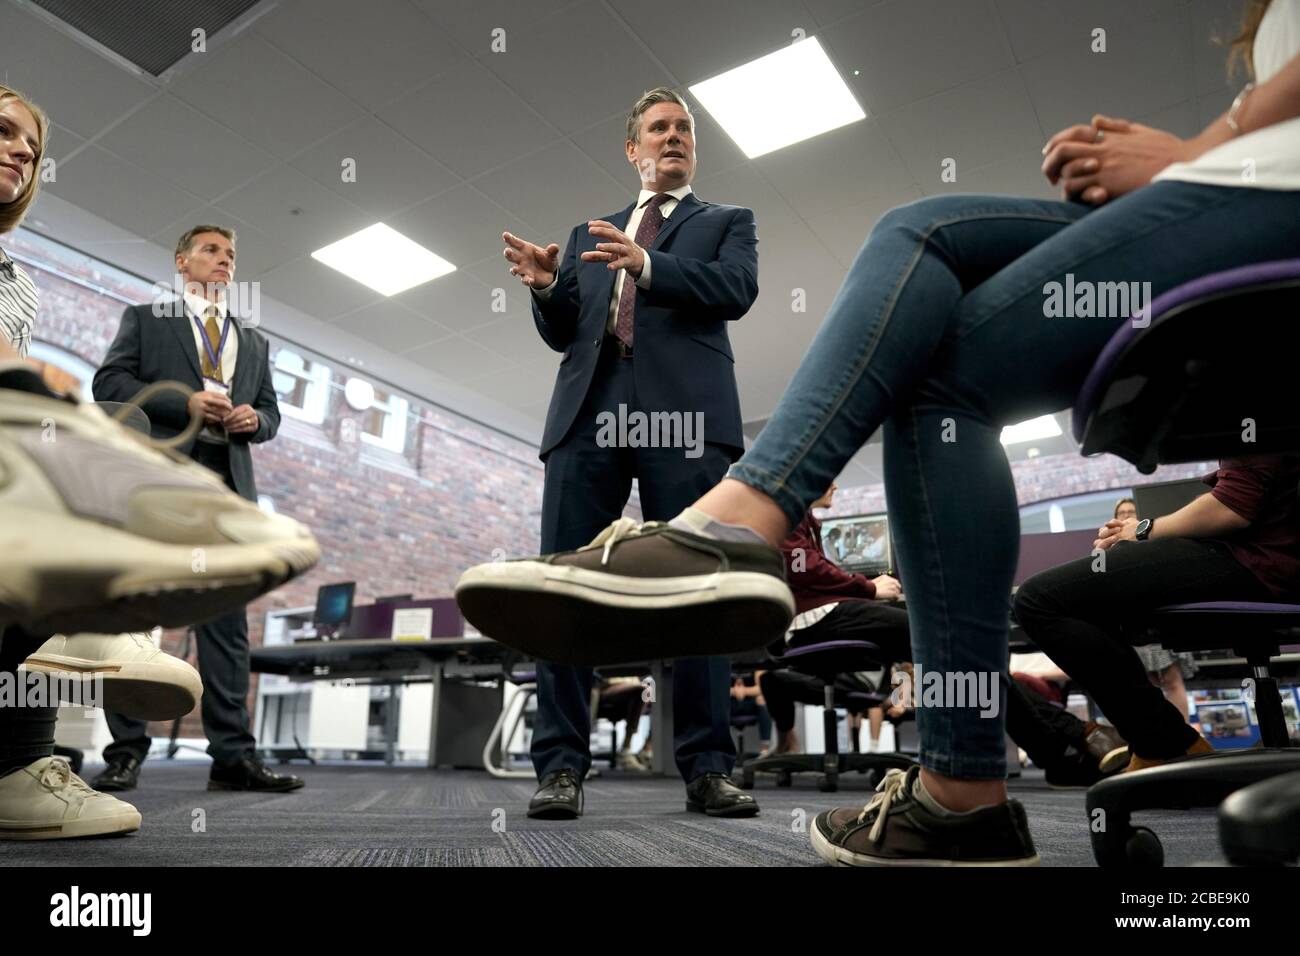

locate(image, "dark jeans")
[[0, 626, 57, 776], [532, 346, 740, 783], [1015, 538, 1271, 760], [760, 601, 911, 733], [1005, 676, 1087, 769], [726, 184, 1300, 778]]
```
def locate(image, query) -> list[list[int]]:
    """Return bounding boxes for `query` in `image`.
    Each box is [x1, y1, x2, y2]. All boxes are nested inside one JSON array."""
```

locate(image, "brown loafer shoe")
[[456, 519, 794, 665]]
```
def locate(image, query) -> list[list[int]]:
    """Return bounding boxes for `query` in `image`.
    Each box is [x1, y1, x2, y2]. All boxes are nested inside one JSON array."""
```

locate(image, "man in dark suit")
[[90, 224, 303, 794], [502, 88, 760, 818]]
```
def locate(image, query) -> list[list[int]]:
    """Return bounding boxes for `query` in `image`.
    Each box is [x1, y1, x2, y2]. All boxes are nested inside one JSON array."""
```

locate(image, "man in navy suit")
[[502, 88, 761, 819]]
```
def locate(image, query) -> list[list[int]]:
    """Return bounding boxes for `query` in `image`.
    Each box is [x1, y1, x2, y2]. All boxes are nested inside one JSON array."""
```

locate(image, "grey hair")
[[626, 87, 693, 144]]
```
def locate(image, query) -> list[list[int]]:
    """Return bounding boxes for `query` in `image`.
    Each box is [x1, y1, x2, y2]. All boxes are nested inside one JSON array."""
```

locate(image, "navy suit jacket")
[[533, 192, 758, 458], [93, 303, 281, 502]]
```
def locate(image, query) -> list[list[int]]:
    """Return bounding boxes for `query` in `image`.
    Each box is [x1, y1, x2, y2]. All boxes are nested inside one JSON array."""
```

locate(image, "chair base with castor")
[[1219, 768, 1300, 866], [744, 641, 917, 792]]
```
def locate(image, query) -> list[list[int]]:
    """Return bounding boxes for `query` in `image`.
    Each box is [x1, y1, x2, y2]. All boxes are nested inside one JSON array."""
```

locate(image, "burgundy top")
[[781, 512, 878, 616], [1203, 455, 1300, 600]]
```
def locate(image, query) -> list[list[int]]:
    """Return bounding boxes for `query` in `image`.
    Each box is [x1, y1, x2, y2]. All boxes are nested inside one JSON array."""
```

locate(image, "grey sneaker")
[[456, 518, 794, 665], [810, 767, 1040, 866], [0, 386, 318, 635]]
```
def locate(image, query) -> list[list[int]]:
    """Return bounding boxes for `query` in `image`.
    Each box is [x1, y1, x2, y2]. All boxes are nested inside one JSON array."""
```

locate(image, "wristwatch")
[[1135, 518, 1155, 541]]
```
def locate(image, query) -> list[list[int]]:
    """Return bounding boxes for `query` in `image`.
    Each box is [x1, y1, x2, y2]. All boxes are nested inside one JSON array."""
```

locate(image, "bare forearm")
[[1187, 52, 1300, 158], [1150, 493, 1251, 539]]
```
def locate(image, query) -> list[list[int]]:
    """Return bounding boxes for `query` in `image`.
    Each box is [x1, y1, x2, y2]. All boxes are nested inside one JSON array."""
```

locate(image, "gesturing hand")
[[503, 232, 560, 288], [581, 221, 647, 278]]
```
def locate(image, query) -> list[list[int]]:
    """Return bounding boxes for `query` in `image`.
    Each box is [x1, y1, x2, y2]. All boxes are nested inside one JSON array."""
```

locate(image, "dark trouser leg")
[[635, 439, 739, 782], [530, 355, 634, 781], [1015, 538, 1271, 759], [196, 608, 257, 765], [759, 670, 825, 733], [0, 627, 57, 777], [1004, 675, 1086, 768]]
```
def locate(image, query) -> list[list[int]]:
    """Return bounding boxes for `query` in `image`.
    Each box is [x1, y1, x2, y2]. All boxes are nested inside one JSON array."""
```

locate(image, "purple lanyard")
[[192, 311, 233, 378]]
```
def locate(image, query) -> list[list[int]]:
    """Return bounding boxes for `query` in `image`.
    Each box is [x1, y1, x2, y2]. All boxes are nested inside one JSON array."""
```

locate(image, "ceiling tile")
[[216, 164, 374, 257], [258, 255, 381, 319], [0, 3, 157, 140], [394, 269, 503, 334], [376, 58, 561, 180], [411, 0, 585, 53], [463, 316, 559, 366], [169, 33, 367, 161], [753, 118, 913, 221], [386, 185, 523, 275], [826, 0, 1016, 114], [1189, 0, 1249, 96], [995, 0, 1188, 63], [43, 145, 207, 238], [479, 0, 670, 136], [404, 334, 516, 380], [330, 300, 455, 353], [464, 362, 556, 410], [289, 116, 461, 218], [1019, 13, 1196, 134], [692, 164, 802, 230], [805, 184, 923, 270], [95, 94, 277, 202], [255, 0, 464, 111]]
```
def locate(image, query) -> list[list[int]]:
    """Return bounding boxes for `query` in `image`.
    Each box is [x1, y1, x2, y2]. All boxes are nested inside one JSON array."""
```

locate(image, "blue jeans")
[[729, 183, 1300, 779]]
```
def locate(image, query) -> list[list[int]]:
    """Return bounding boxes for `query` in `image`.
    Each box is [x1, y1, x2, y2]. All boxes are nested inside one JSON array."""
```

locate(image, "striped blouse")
[[0, 245, 37, 357]]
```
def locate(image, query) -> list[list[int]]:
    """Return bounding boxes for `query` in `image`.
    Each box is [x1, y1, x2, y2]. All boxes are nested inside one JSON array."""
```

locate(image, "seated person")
[[1016, 456, 1300, 772], [759, 483, 911, 755], [729, 673, 772, 756], [596, 677, 649, 772]]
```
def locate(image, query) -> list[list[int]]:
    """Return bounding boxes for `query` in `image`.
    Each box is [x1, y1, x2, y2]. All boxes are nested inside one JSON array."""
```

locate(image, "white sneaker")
[[0, 383, 319, 635], [0, 756, 141, 840], [22, 632, 202, 721]]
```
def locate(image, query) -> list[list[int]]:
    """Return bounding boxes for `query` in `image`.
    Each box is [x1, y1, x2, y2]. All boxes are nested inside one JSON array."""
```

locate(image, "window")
[[359, 386, 409, 454], [271, 348, 331, 424]]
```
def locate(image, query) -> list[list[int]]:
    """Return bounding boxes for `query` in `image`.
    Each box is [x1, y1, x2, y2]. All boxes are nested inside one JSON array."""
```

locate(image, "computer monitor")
[[1132, 477, 1208, 521], [313, 582, 356, 638], [820, 513, 892, 576], [375, 594, 414, 604]]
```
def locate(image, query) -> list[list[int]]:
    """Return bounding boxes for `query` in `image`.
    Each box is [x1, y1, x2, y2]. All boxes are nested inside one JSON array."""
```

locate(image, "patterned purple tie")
[[614, 193, 670, 347]]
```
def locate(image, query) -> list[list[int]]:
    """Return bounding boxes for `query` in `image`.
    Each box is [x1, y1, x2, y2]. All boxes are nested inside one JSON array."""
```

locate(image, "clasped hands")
[[1041, 113, 1197, 206], [1093, 516, 1139, 550]]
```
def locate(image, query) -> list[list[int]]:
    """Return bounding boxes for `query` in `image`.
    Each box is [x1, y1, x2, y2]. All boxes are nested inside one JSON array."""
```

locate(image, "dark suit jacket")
[[533, 192, 758, 458], [93, 302, 280, 502]]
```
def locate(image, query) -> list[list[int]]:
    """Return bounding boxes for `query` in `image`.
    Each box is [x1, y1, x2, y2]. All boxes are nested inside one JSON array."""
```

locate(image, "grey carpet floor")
[[2, 762, 1225, 866]]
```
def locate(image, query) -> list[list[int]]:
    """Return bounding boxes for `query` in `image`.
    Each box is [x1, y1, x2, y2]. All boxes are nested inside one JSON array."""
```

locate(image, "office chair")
[[1072, 258, 1300, 866], [741, 640, 914, 792]]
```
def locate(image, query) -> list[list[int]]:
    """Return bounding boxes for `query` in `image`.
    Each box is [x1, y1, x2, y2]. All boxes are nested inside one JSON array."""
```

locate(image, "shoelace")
[[856, 768, 912, 844], [37, 757, 93, 796], [588, 517, 649, 566]]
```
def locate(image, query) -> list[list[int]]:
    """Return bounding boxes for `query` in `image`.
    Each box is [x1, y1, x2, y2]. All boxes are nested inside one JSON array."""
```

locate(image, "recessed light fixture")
[[1001, 415, 1063, 446], [689, 36, 865, 159], [312, 223, 455, 296]]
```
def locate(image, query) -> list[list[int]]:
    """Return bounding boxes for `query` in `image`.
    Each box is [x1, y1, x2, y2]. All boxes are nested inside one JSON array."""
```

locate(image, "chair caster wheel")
[[1093, 822, 1164, 867], [817, 774, 838, 793], [776, 770, 793, 787]]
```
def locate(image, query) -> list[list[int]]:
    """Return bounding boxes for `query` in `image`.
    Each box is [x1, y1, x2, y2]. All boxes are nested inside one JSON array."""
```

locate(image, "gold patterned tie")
[[200, 306, 223, 382]]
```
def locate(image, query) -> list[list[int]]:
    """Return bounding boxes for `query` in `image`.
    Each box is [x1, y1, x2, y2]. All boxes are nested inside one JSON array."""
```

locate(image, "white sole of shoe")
[[0, 508, 318, 635], [0, 807, 141, 840], [456, 561, 794, 665], [21, 655, 202, 722], [809, 819, 1041, 867]]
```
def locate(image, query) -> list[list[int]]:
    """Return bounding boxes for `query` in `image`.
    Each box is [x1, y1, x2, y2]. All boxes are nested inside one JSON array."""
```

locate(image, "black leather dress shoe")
[[208, 754, 304, 793], [91, 755, 141, 792], [527, 769, 583, 819], [686, 772, 760, 817]]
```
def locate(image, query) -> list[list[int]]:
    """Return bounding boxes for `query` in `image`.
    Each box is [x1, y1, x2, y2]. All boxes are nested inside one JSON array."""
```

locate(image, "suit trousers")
[[531, 341, 739, 783], [104, 439, 257, 768]]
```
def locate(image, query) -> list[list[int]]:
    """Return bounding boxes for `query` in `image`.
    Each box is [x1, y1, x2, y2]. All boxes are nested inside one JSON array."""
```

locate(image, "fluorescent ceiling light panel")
[[1000, 415, 1063, 446], [689, 37, 865, 158], [312, 223, 455, 296]]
